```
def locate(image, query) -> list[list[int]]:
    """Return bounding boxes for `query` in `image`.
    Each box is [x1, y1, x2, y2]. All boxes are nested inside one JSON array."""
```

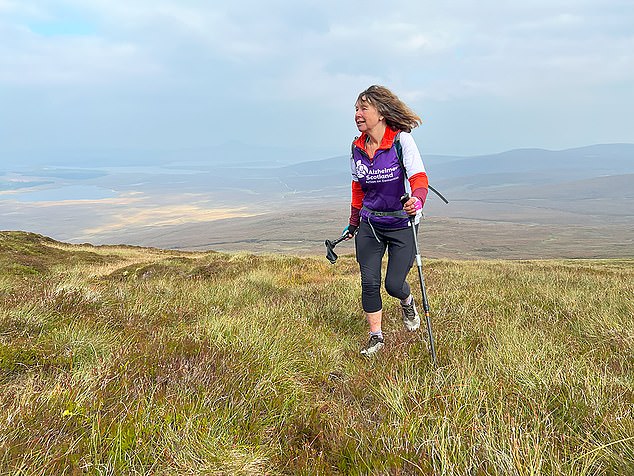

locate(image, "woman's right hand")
[[402, 196, 423, 216]]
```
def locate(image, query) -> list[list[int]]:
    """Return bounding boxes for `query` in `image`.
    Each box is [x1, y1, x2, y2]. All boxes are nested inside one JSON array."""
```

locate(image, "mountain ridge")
[[1, 143, 632, 257]]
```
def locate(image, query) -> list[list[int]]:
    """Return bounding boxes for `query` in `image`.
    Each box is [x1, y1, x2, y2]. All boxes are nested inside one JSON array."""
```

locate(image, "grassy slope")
[[0, 231, 632, 475]]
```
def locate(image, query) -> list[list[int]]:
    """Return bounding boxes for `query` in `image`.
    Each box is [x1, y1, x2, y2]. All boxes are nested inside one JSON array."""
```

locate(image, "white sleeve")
[[399, 132, 425, 177], [350, 152, 359, 181]]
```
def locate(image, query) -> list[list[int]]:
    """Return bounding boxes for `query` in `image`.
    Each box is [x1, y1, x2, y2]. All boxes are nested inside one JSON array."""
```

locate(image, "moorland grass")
[[0, 231, 632, 475]]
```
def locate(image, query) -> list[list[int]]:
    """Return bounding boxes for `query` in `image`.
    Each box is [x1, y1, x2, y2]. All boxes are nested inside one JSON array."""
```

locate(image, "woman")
[[343, 85, 429, 356]]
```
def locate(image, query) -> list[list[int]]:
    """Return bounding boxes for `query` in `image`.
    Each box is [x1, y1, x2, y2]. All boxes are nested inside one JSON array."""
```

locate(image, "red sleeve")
[[408, 172, 428, 192], [349, 181, 364, 226], [409, 172, 429, 205], [351, 180, 364, 209]]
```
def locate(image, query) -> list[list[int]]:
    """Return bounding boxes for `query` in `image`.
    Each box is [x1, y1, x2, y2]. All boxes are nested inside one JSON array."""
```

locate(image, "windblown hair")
[[356, 85, 422, 133]]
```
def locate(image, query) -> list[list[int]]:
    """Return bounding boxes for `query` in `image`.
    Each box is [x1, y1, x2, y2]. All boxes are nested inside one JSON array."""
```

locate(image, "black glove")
[[343, 224, 358, 239]]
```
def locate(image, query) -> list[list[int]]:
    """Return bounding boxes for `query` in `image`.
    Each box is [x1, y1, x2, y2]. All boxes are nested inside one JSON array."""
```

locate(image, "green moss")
[[0, 343, 73, 376], [0, 231, 111, 276]]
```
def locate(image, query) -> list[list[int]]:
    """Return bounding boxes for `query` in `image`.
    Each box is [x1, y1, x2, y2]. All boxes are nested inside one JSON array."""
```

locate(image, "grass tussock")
[[0, 231, 632, 475]]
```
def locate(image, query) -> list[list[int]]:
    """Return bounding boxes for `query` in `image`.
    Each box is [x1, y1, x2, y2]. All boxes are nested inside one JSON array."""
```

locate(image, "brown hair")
[[356, 85, 422, 133]]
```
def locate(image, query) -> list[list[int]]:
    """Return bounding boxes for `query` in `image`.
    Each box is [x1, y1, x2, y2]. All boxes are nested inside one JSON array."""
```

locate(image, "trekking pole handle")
[[400, 194, 415, 222]]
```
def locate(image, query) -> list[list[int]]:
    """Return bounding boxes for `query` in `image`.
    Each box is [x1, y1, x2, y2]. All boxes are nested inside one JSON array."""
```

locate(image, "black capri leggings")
[[355, 220, 417, 313]]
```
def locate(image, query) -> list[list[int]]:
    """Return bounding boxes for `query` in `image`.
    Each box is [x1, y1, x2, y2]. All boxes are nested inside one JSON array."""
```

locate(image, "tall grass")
[[0, 232, 632, 475]]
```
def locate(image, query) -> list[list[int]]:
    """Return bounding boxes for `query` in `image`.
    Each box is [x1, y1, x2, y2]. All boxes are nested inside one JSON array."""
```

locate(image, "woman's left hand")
[[403, 196, 423, 216]]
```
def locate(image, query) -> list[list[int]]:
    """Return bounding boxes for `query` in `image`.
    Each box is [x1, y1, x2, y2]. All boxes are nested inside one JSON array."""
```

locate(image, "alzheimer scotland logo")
[[356, 161, 399, 183], [355, 160, 369, 178]]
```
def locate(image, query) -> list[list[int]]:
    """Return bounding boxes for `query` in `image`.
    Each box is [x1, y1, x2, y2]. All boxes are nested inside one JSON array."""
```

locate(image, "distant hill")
[[1, 144, 632, 257], [428, 144, 634, 179], [195, 143, 634, 200]]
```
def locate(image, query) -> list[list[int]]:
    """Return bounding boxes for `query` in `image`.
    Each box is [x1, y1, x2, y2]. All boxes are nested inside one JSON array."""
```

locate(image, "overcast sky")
[[1, 0, 633, 165]]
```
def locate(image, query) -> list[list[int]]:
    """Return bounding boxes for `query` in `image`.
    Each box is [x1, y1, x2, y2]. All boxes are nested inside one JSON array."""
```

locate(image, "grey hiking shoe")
[[360, 334, 384, 357], [401, 299, 421, 331]]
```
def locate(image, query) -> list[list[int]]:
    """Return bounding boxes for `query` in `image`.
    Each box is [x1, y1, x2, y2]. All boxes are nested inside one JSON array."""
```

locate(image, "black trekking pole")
[[400, 194, 438, 366]]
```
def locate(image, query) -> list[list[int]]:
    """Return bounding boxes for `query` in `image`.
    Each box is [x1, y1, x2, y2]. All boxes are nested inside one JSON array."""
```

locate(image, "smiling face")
[[354, 97, 384, 134]]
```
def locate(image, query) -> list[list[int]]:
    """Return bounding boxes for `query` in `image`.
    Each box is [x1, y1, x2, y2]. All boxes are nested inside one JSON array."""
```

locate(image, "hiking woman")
[[343, 85, 429, 356]]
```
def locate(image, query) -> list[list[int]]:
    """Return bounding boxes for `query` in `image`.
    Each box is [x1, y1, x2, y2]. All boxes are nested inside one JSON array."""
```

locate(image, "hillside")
[[1, 144, 632, 257], [1, 231, 633, 475]]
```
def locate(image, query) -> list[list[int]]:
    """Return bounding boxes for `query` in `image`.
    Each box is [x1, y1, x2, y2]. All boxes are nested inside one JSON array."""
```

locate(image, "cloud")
[[1, 0, 632, 156], [4, 1, 631, 94], [0, 29, 161, 85], [0, 0, 43, 16]]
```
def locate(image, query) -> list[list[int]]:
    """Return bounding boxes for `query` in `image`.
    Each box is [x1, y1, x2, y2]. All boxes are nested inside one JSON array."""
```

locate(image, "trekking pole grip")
[[400, 194, 415, 222]]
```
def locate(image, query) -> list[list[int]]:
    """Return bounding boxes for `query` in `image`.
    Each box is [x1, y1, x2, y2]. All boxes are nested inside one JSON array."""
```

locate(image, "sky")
[[1, 0, 633, 166]]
